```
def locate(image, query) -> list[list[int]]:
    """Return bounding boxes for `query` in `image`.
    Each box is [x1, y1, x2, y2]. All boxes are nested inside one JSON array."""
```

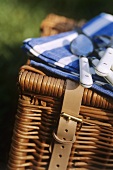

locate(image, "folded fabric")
[[22, 12, 113, 98]]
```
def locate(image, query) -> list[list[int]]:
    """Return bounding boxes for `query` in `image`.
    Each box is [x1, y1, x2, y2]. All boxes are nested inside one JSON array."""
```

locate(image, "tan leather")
[[62, 80, 84, 116], [48, 80, 84, 170]]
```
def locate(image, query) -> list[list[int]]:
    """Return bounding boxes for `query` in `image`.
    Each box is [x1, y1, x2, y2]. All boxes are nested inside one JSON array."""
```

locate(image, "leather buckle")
[[61, 112, 83, 131], [61, 112, 82, 123]]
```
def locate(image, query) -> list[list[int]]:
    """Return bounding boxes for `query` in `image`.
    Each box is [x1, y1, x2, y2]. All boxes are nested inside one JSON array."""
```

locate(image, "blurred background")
[[0, 0, 113, 169]]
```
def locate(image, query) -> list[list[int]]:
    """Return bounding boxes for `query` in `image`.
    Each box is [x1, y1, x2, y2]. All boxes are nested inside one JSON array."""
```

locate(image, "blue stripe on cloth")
[[22, 42, 80, 72], [30, 60, 80, 81], [24, 30, 76, 45], [22, 12, 113, 98], [91, 22, 113, 37], [31, 60, 113, 98], [82, 13, 113, 37]]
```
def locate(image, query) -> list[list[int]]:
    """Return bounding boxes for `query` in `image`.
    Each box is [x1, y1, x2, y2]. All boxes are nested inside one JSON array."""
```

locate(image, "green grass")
[[0, 0, 50, 166], [0, 0, 47, 119], [0, 0, 113, 167]]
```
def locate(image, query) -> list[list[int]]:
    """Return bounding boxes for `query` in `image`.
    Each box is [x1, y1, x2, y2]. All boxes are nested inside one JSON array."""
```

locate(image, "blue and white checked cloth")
[[22, 13, 113, 98]]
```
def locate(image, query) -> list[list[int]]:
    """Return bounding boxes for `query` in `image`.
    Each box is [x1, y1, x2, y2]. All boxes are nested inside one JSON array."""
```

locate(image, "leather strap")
[[48, 79, 84, 170]]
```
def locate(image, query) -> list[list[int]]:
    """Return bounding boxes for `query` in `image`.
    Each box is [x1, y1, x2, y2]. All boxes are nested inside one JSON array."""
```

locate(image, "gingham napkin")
[[22, 13, 113, 98]]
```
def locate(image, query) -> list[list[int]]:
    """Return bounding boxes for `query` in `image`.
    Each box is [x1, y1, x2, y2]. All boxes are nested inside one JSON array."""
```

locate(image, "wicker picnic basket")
[[8, 14, 113, 170]]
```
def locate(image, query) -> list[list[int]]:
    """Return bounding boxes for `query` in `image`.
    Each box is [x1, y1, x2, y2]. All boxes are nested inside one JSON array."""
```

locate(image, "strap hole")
[[65, 129, 68, 132], [56, 164, 60, 167], [61, 145, 65, 149], [59, 154, 62, 158]]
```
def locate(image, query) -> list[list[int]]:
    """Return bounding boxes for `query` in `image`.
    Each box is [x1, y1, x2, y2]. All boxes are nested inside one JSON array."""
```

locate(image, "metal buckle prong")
[[61, 112, 82, 123]]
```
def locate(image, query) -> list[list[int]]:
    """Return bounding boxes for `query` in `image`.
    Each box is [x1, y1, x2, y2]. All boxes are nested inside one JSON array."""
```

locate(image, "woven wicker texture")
[[8, 14, 113, 170], [40, 13, 86, 36]]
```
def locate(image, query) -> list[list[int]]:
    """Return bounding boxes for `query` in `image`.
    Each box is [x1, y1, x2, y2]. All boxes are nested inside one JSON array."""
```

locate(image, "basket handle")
[[20, 65, 45, 75]]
